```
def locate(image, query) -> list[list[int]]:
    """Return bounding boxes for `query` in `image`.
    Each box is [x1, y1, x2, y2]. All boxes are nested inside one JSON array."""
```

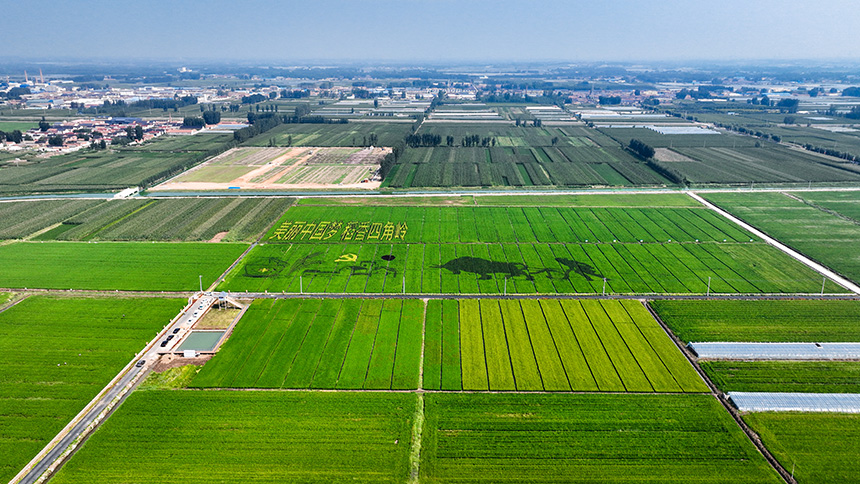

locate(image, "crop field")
[[423, 299, 707, 392], [169, 147, 288, 183], [242, 122, 412, 147], [651, 300, 860, 342], [0, 296, 182, 483], [218, 204, 842, 295], [668, 146, 860, 184], [0, 242, 247, 290], [416, 124, 596, 147], [388, 145, 668, 188], [0, 197, 292, 242], [0, 134, 232, 195], [0, 199, 103, 239], [159, 146, 387, 189], [191, 298, 424, 390], [50, 391, 415, 484], [701, 361, 860, 393], [598, 126, 758, 148], [421, 393, 782, 483], [788, 190, 860, 223], [126, 133, 232, 152], [704, 192, 860, 283], [0, 121, 37, 132], [744, 413, 860, 484]]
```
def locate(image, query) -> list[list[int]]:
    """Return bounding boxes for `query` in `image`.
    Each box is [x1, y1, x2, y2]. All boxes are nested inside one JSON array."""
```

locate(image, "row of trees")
[[628, 139, 655, 159], [514, 118, 543, 127], [405, 133, 442, 148]]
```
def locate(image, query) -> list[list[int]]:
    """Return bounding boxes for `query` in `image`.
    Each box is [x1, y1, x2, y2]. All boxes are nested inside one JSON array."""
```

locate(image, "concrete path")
[[688, 191, 860, 295]]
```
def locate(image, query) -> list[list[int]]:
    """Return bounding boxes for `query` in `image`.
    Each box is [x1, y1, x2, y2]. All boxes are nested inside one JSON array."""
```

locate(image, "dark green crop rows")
[[191, 298, 423, 390]]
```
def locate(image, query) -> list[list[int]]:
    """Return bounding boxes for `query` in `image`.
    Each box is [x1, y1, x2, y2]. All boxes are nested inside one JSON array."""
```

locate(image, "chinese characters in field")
[[270, 220, 408, 241]]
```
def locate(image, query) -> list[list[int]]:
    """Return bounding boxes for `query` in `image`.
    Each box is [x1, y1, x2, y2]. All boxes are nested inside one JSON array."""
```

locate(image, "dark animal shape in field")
[[437, 257, 534, 281], [304, 260, 397, 278], [555, 257, 604, 281]]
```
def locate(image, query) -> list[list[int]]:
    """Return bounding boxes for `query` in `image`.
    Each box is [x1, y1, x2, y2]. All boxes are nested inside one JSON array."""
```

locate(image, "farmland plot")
[[242, 122, 412, 147], [421, 393, 782, 483], [704, 192, 860, 284], [219, 205, 841, 295], [422, 299, 707, 392], [701, 361, 860, 394], [0, 297, 182, 483], [155, 146, 389, 190], [191, 298, 424, 390], [51, 391, 415, 484], [19, 197, 293, 242], [0, 242, 247, 291], [744, 413, 860, 484], [651, 300, 860, 342]]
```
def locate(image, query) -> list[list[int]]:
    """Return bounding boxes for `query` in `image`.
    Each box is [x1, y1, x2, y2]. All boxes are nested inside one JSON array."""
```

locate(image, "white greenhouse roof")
[[689, 342, 860, 360], [729, 392, 860, 413]]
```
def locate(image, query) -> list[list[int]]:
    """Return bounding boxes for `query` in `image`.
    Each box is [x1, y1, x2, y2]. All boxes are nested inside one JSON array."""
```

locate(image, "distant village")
[[2, 67, 858, 155]]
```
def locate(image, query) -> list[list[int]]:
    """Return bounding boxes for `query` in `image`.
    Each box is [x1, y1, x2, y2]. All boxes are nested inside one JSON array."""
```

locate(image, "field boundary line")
[[689, 191, 860, 294], [418, 299, 428, 390], [643, 301, 795, 484], [0, 292, 29, 315]]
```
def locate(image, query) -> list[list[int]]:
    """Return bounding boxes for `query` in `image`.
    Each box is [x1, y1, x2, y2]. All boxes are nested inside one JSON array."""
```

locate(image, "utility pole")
[[602, 278, 607, 295], [707, 277, 711, 297], [199, 275, 202, 293]]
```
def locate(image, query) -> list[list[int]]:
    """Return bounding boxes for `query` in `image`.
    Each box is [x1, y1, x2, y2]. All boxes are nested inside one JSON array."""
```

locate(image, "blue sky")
[[2, 0, 858, 62]]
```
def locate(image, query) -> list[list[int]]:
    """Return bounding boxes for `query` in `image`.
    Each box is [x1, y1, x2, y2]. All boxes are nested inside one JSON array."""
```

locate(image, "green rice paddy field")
[[0, 242, 247, 291], [744, 413, 860, 484], [0, 296, 182, 483], [421, 393, 782, 483], [191, 298, 424, 390], [191, 298, 706, 393], [650, 300, 860, 342], [701, 361, 860, 394], [704, 191, 860, 284], [218, 204, 844, 294], [424, 299, 707, 392], [50, 391, 416, 484]]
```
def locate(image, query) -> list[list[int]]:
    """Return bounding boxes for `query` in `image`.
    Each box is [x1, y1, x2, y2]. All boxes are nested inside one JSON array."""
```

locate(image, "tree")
[[777, 98, 799, 113], [38, 116, 50, 132], [202, 110, 221, 125], [783, 116, 796, 125], [7, 130, 23, 143], [134, 125, 144, 141], [47, 135, 63, 146], [182, 117, 205, 128], [598, 95, 621, 105]]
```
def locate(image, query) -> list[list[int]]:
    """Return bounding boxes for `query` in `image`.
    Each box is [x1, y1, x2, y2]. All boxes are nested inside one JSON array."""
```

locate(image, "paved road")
[[12, 294, 214, 484], [16, 364, 144, 484]]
